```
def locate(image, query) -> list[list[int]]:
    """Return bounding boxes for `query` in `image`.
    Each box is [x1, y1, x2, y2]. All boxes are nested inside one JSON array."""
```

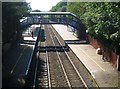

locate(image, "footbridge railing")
[[20, 12, 86, 40]]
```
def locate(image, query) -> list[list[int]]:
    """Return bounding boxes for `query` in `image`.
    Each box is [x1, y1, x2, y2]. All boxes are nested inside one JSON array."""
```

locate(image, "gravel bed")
[[35, 24, 97, 88]]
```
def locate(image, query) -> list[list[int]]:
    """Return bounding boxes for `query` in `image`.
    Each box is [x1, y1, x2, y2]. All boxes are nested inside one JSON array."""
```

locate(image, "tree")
[[50, 1, 67, 12], [83, 2, 120, 53], [2, 2, 31, 45], [51, 1, 120, 54]]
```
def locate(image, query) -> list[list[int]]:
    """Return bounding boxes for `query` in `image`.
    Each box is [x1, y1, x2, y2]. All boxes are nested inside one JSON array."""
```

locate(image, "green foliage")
[[50, 1, 67, 12], [52, 1, 120, 54], [2, 2, 31, 44], [67, 2, 87, 19], [84, 2, 120, 53]]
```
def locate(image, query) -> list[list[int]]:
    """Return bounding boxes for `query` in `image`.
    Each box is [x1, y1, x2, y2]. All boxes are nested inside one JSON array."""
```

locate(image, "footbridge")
[[20, 12, 86, 40]]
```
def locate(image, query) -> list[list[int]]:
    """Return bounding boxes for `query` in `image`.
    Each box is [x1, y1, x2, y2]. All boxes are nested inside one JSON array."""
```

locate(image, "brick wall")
[[88, 35, 100, 49], [111, 51, 117, 67], [88, 35, 117, 67]]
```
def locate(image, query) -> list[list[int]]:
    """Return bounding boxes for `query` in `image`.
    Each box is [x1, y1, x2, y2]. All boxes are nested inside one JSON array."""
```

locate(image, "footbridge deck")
[[20, 12, 86, 40]]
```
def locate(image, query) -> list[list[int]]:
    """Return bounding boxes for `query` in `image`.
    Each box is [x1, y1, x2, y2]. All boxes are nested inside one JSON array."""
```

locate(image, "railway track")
[[25, 24, 99, 89], [35, 25, 87, 88], [48, 25, 87, 88]]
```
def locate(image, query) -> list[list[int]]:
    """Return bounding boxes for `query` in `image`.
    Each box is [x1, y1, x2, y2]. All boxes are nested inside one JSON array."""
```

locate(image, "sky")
[[26, 0, 62, 11]]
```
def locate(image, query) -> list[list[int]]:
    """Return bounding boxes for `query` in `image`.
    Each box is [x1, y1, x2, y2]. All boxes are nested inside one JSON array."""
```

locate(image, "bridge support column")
[[77, 23, 86, 40]]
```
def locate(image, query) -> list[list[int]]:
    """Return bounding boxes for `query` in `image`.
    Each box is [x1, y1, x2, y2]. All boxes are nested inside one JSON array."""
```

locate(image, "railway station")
[[2, 11, 120, 88], [2, 0, 120, 88]]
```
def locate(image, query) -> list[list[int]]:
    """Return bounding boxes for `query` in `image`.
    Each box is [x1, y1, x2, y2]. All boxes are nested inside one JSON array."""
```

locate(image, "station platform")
[[52, 24, 120, 88], [2, 25, 40, 87]]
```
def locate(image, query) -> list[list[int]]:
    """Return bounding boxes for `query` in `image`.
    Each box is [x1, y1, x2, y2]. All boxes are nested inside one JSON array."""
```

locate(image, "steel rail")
[[50, 25, 88, 89], [10, 47, 28, 75], [44, 30, 51, 89], [47, 25, 72, 89], [50, 25, 99, 88]]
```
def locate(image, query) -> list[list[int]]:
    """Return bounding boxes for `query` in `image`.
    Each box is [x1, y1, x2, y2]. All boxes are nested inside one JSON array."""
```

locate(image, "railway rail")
[[25, 24, 99, 89], [48, 25, 87, 88]]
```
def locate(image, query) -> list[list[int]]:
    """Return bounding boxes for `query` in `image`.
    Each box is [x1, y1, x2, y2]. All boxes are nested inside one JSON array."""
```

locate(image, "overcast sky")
[[26, 0, 62, 11]]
